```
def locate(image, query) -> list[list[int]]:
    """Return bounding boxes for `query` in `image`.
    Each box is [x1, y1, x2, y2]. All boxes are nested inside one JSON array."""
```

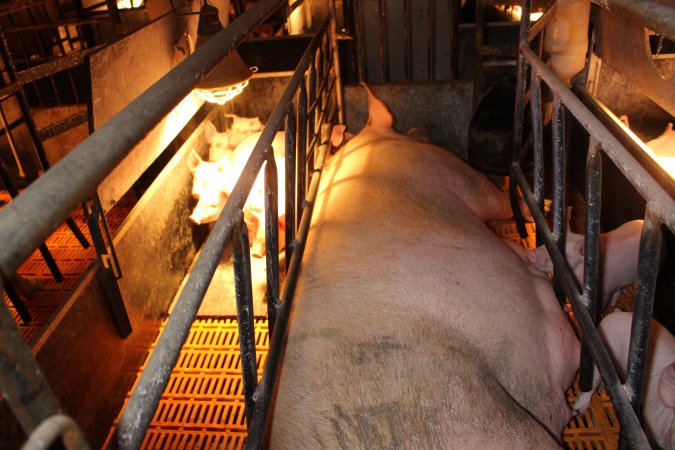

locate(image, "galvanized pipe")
[[512, 164, 651, 449], [285, 104, 297, 267], [20, 414, 89, 450], [509, 0, 532, 239], [521, 45, 675, 232], [245, 140, 331, 450], [590, 0, 675, 41], [264, 151, 281, 334], [551, 95, 567, 255], [624, 206, 662, 411], [0, 0, 288, 281], [233, 220, 259, 426], [579, 137, 602, 392]]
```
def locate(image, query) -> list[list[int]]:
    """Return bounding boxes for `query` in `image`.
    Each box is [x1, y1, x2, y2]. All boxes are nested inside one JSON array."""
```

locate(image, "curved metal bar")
[[20, 414, 89, 450]]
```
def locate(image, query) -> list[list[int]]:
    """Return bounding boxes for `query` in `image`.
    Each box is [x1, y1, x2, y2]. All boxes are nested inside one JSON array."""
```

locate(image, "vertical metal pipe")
[[378, 0, 388, 82], [404, 0, 412, 82], [285, 106, 297, 268], [330, 16, 345, 124], [264, 152, 281, 334], [579, 137, 602, 392], [551, 95, 568, 306], [297, 82, 308, 211], [509, 0, 532, 239], [450, 0, 458, 79], [530, 67, 544, 247], [232, 220, 259, 426], [624, 206, 662, 413], [354, 0, 366, 82], [427, 0, 435, 80]]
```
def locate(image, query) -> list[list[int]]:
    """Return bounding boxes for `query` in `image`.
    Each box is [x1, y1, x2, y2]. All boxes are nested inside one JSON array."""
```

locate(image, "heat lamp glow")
[[193, 80, 249, 105]]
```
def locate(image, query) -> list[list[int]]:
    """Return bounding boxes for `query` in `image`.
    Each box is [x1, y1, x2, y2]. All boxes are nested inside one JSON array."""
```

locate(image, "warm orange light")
[[193, 80, 249, 105]]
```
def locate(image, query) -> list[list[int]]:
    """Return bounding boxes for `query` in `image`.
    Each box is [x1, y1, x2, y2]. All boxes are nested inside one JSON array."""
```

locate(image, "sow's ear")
[[659, 362, 675, 409], [187, 149, 203, 173]]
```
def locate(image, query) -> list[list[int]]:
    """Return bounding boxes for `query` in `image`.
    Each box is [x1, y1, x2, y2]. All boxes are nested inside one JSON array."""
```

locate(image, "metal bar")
[[83, 196, 131, 337], [427, 0, 435, 80], [551, 94, 567, 307], [530, 68, 544, 246], [37, 110, 89, 141], [579, 137, 602, 392], [297, 82, 308, 210], [0, 0, 290, 281], [232, 220, 258, 426], [0, 101, 26, 177], [511, 164, 651, 449], [590, 0, 675, 41], [20, 414, 90, 450], [329, 1, 345, 123], [509, 0, 532, 239], [624, 207, 662, 411], [527, 4, 556, 44], [449, 0, 458, 79], [117, 17, 333, 448], [378, 0, 388, 82], [354, 0, 366, 82], [4, 281, 32, 323], [245, 137, 331, 450], [521, 45, 675, 232], [404, 0, 411, 82], [0, 280, 62, 436], [264, 151, 281, 334], [285, 104, 297, 269]]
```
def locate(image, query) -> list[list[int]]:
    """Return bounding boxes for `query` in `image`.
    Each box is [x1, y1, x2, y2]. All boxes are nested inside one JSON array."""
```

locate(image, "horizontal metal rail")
[[590, 0, 675, 40], [511, 2, 673, 448], [117, 15, 339, 449]]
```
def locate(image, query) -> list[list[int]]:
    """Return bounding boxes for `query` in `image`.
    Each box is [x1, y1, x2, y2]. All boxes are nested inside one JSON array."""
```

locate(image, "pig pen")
[[0, 0, 673, 449]]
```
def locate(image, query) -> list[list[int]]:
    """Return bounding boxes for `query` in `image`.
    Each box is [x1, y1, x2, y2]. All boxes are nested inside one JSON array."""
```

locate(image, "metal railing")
[[0, 0, 296, 445], [116, 13, 343, 450], [510, 1, 675, 449]]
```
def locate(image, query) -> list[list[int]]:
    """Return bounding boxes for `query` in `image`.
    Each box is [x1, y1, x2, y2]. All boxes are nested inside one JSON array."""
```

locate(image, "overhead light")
[[192, 1, 253, 105]]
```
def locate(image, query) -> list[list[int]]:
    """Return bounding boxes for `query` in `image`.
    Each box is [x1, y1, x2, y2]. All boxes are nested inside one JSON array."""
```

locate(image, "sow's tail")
[[361, 83, 394, 129]]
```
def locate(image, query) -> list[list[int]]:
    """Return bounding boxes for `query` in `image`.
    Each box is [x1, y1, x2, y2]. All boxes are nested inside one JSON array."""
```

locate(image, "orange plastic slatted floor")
[[2, 188, 620, 449]]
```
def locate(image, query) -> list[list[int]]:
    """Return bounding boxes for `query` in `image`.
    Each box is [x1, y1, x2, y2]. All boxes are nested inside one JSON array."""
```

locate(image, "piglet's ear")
[[204, 120, 217, 143], [658, 363, 675, 409], [187, 149, 202, 172]]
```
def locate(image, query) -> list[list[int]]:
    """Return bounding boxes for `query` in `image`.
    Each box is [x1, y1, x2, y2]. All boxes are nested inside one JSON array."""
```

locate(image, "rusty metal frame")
[[510, 1, 674, 449]]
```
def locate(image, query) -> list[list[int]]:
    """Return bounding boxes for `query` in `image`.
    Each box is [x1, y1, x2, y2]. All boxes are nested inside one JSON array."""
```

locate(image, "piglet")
[[526, 212, 645, 310], [574, 311, 675, 450]]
